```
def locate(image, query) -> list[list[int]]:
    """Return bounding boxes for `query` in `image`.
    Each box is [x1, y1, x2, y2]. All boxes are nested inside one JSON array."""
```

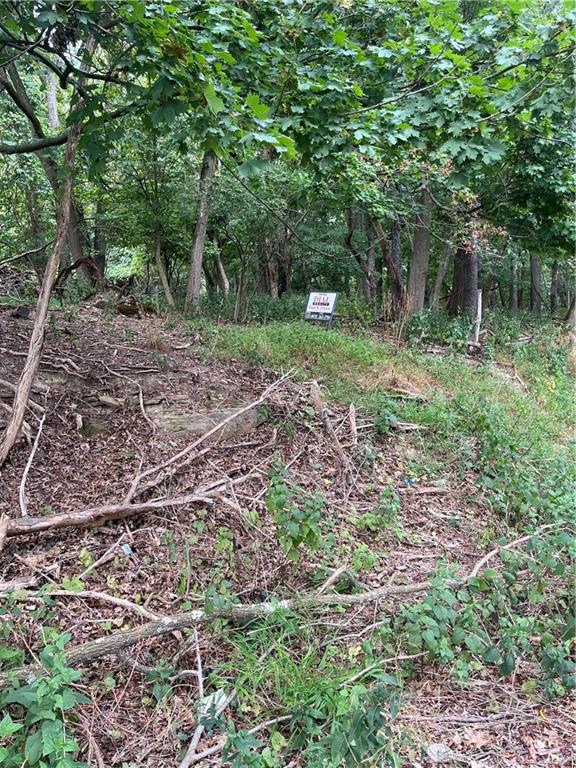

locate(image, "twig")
[[0, 514, 8, 555], [316, 564, 349, 595], [0, 379, 45, 414], [78, 533, 126, 580], [103, 363, 155, 433], [178, 627, 207, 767], [0, 574, 40, 594], [80, 721, 105, 768], [343, 653, 426, 685], [187, 713, 292, 765], [180, 689, 237, 768], [310, 381, 354, 486], [348, 404, 357, 447], [19, 412, 46, 516], [6, 588, 163, 620], [468, 522, 567, 579]]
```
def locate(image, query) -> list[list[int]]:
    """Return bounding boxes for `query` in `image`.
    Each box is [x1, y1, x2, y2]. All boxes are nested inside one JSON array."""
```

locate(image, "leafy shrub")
[[0, 630, 87, 767], [267, 467, 323, 559], [404, 309, 473, 351]]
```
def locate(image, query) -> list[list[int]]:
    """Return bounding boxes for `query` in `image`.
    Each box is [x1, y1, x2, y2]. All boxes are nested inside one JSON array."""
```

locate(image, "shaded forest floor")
[[0, 301, 574, 767]]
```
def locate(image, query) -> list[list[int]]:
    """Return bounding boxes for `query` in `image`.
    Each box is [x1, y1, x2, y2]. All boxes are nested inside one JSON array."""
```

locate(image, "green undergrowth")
[[194, 318, 575, 526]]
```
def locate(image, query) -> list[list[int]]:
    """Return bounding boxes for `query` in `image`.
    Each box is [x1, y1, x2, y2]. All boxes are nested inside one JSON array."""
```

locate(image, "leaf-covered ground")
[[0, 303, 574, 767]]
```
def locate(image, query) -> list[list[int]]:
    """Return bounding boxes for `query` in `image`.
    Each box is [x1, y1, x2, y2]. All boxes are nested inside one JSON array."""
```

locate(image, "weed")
[[0, 630, 87, 767], [267, 467, 323, 560]]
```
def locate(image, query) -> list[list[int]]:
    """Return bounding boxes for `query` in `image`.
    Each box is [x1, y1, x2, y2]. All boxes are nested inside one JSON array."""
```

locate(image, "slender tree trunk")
[[45, 71, 59, 130], [0, 124, 81, 467], [388, 219, 403, 319], [154, 228, 175, 307], [234, 262, 246, 322], [530, 253, 542, 316], [430, 239, 451, 309], [265, 237, 279, 299], [550, 259, 559, 317], [448, 242, 478, 317], [569, 297, 576, 372], [214, 240, 230, 298], [346, 209, 376, 302], [407, 183, 433, 315], [371, 218, 404, 318], [509, 252, 518, 312], [25, 184, 44, 248], [278, 227, 293, 296], [185, 150, 216, 313], [93, 197, 106, 280]]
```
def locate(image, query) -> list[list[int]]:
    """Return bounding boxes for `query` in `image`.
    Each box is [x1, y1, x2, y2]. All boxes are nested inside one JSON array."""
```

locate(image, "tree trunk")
[[430, 239, 451, 309], [530, 253, 541, 316], [371, 218, 404, 319], [45, 71, 59, 130], [509, 252, 518, 312], [550, 259, 559, 318], [278, 227, 292, 296], [0, 124, 81, 467], [265, 237, 279, 299], [93, 197, 106, 280], [346, 209, 376, 302], [214, 241, 230, 298], [185, 150, 216, 313], [25, 184, 45, 249], [569, 297, 576, 372], [234, 262, 246, 323], [448, 242, 478, 317], [407, 183, 433, 315], [154, 228, 175, 307]]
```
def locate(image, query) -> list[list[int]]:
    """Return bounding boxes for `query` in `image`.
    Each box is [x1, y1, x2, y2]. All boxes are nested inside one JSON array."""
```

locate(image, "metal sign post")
[[304, 292, 338, 329]]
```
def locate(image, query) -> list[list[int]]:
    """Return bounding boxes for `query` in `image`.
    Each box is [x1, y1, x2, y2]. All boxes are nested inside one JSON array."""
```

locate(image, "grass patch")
[[196, 320, 575, 526]]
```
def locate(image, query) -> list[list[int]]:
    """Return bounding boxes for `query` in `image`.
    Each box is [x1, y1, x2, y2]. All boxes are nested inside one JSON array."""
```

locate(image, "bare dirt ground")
[[0, 303, 573, 767]]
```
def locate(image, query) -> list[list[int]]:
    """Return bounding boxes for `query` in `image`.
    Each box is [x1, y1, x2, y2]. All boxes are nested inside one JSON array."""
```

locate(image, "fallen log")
[[0, 579, 433, 683], [1, 522, 567, 684]]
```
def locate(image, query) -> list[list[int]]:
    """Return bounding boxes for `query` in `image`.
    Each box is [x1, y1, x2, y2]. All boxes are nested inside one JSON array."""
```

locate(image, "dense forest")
[[0, 2, 574, 767]]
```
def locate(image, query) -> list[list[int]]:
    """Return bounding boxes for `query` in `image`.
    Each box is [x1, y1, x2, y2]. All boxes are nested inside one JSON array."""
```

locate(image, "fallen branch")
[[0, 379, 44, 415], [310, 381, 354, 486], [7, 588, 163, 620], [0, 574, 40, 594], [19, 412, 46, 516], [1, 492, 215, 546], [187, 713, 292, 766], [0, 240, 54, 267], [467, 522, 566, 579], [399, 486, 448, 496], [1, 579, 433, 683]]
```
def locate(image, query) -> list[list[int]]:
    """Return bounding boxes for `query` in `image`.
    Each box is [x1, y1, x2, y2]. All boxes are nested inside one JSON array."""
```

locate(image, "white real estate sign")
[[304, 292, 337, 325]]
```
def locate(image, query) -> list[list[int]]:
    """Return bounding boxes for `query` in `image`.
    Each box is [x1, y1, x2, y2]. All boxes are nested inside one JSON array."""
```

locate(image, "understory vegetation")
[[1, 1, 574, 766]]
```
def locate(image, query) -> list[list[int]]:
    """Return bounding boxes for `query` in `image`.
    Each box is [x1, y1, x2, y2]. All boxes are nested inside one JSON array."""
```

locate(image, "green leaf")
[[0, 713, 23, 738], [203, 83, 224, 114], [60, 577, 85, 593], [332, 29, 348, 47], [24, 729, 43, 763], [41, 719, 64, 757], [464, 634, 485, 654], [245, 92, 270, 119]]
